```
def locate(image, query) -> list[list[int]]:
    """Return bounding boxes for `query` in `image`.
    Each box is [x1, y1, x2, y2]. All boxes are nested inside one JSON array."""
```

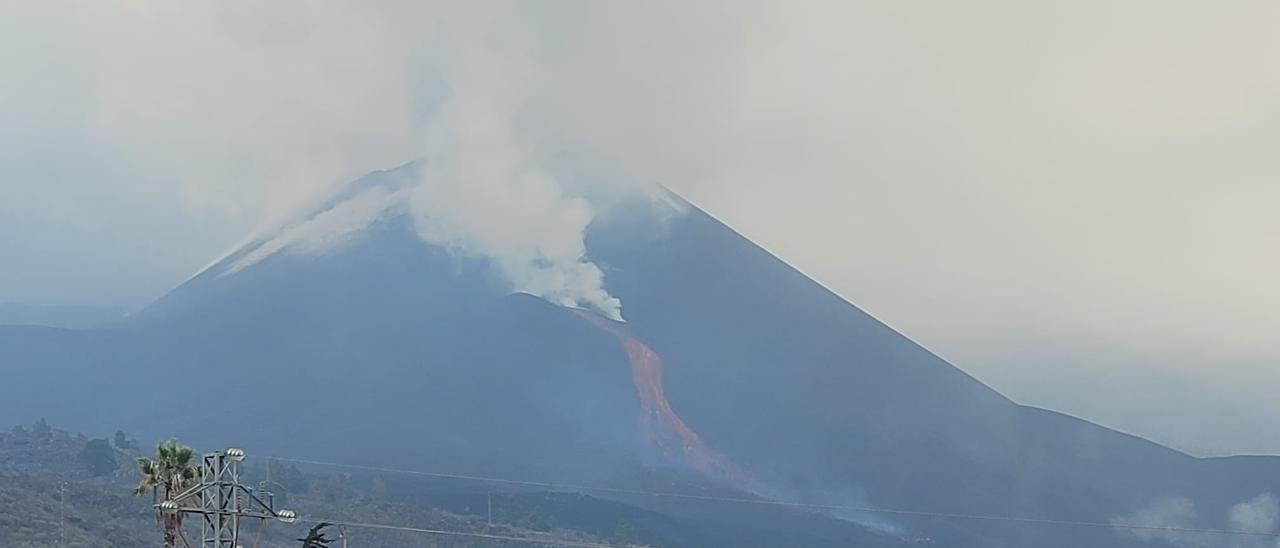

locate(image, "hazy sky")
[[2, 1, 1277, 455]]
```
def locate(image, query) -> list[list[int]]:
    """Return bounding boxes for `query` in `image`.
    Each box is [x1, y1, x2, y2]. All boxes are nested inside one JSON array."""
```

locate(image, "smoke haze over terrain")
[[1, 1, 1278, 454]]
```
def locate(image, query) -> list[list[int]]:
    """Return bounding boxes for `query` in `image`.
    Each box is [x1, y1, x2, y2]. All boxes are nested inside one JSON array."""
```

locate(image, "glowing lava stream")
[[573, 310, 751, 486]]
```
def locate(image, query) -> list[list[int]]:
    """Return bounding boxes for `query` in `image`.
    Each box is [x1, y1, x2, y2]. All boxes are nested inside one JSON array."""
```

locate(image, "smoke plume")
[[1229, 495, 1280, 540], [405, 41, 624, 321], [198, 9, 628, 320], [1112, 494, 1280, 548]]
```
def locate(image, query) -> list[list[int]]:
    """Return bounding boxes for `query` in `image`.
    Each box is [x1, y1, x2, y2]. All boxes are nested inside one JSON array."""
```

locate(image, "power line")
[[272, 455, 1280, 539], [299, 516, 650, 548]]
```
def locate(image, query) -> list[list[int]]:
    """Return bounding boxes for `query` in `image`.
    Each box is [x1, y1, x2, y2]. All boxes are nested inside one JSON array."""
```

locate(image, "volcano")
[[2, 162, 1277, 547]]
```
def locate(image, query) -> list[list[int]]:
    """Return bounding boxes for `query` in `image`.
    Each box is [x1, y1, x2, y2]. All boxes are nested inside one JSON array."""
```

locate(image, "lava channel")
[[574, 310, 750, 486]]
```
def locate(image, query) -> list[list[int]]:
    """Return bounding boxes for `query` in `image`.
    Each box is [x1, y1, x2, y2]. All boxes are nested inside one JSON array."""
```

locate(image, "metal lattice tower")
[[159, 448, 296, 547]]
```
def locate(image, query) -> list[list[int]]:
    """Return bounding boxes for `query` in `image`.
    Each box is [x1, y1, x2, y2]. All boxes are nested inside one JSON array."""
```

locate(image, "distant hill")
[[1, 163, 1277, 547]]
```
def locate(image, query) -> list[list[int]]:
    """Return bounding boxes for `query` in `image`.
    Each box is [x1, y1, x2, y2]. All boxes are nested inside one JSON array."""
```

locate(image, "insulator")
[[158, 500, 180, 513], [276, 509, 297, 523], [225, 447, 246, 461]]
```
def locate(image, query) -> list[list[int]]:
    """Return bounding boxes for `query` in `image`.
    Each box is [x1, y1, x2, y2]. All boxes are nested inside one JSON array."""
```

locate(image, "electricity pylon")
[[157, 447, 297, 547]]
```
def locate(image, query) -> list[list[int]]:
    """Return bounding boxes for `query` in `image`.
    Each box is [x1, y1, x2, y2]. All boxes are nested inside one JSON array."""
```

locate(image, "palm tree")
[[133, 440, 200, 548]]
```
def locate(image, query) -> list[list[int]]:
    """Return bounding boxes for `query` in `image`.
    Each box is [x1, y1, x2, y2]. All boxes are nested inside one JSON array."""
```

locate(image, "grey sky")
[[1, 1, 1277, 455]]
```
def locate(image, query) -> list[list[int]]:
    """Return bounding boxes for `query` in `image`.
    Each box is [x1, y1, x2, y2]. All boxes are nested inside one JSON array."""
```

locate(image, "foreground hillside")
[[2, 420, 919, 547], [0, 420, 656, 547]]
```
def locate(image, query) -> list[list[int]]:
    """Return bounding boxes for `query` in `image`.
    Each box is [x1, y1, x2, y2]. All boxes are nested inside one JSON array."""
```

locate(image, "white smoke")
[[1112, 494, 1280, 548], [217, 157, 626, 320], [403, 37, 625, 321], [154, 3, 662, 320], [1112, 496, 1204, 547], [211, 85, 627, 319], [1229, 495, 1280, 540], [208, 81, 629, 319]]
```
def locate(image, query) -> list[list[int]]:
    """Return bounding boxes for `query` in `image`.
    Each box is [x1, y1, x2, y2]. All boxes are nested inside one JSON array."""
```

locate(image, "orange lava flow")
[[574, 310, 750, 486]]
